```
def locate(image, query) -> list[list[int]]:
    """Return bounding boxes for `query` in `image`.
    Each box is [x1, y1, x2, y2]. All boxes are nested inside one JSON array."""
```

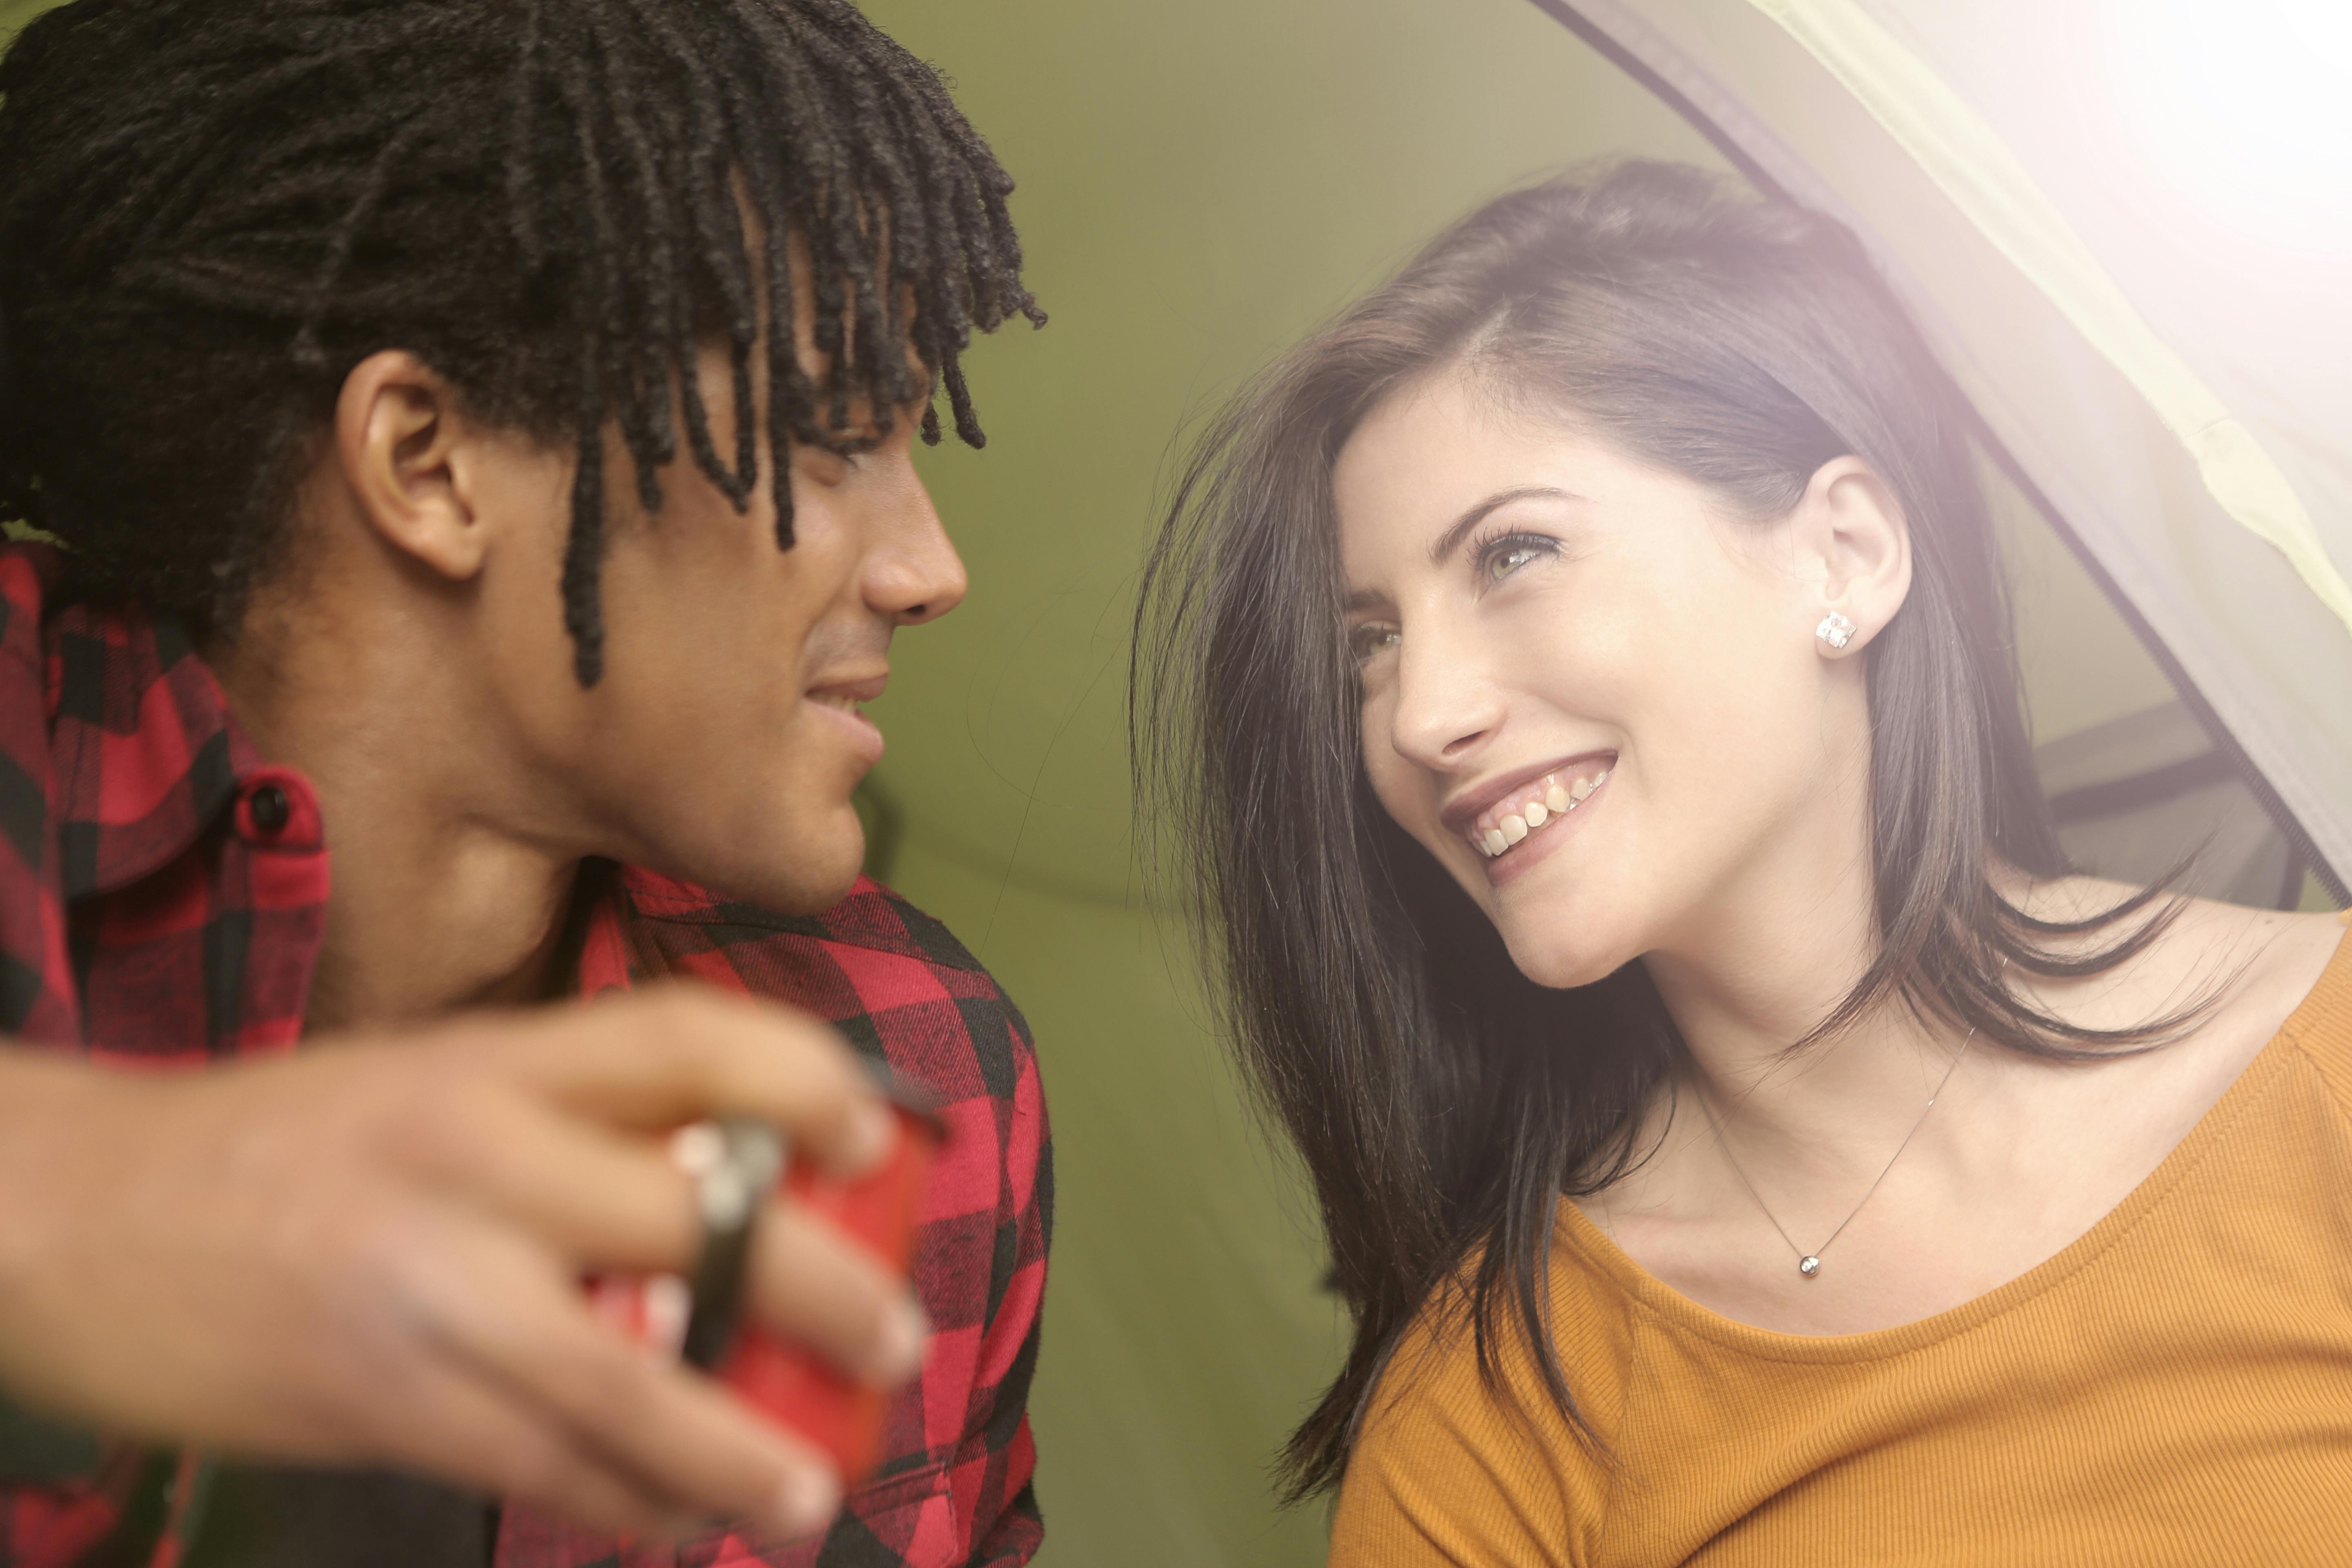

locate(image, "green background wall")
[[840, 2, 1715, 1561]]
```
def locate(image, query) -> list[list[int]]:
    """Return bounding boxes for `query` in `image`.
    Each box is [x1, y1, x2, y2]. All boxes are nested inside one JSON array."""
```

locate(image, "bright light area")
[[2099, 0, 2352, 252]]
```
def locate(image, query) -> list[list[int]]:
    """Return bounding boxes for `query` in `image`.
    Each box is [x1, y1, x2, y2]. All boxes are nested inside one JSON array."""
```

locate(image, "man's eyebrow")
[[1427, 486, 1584, 565]]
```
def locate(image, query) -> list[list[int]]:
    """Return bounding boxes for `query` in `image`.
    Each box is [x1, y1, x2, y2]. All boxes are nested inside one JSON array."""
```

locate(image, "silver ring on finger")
[[670, 1117, 787, 1370]]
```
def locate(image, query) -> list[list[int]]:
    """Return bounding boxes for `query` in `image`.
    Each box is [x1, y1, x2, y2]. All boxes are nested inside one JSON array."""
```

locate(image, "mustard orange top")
[[1331, 934, 2352, 1566]]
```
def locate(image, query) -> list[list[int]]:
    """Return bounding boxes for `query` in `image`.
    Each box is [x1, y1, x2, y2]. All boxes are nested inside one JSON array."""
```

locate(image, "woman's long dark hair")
[[1133, 162, 2200, 1499]]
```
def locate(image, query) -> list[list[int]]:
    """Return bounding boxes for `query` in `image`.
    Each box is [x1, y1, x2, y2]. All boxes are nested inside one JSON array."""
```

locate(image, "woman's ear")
[[332, 350, 489, 582], [1792, 454, 1911, 658]]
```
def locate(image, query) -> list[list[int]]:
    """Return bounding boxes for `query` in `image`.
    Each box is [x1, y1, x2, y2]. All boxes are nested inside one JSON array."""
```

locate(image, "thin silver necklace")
[[1695, 1022, 1976, 1280]]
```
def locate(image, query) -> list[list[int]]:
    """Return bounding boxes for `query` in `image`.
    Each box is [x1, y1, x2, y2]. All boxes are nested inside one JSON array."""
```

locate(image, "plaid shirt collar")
[[46, 579, 258, 904], [5, 542, 327, 1059]]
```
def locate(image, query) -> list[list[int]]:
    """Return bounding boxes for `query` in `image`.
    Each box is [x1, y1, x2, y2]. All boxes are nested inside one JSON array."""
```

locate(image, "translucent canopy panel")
[[1536, 0, 2352, 901]]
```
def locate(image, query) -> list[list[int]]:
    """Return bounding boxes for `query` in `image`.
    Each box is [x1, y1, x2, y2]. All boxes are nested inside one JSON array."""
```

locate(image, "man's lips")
[[805, 671, 888, 764], [807, 672, 888, 706]]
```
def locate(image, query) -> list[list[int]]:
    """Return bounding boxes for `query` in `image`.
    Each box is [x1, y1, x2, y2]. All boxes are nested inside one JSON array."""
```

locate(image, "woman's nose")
[[1386, 632, 1503, 769]]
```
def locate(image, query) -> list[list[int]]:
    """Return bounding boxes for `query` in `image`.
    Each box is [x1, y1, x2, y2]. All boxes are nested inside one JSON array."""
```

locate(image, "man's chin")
[[652, 825, 868, 915]]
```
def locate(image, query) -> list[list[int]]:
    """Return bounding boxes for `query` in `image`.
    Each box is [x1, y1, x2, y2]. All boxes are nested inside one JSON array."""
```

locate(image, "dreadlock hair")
[[0, 0, 1043, 684]]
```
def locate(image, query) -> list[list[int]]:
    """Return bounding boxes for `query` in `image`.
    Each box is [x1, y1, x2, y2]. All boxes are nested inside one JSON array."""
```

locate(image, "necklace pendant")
[[1798, 1255, 1821, 1278]]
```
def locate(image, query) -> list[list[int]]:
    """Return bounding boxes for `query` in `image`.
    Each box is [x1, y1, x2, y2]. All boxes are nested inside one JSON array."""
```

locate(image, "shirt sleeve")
[[938, 1022, 1050, 1567], [815, 963, 1053, 1568]]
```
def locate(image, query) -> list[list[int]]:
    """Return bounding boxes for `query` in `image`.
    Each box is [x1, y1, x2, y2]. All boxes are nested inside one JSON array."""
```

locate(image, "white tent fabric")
[[1537, 0, 2352, 892]]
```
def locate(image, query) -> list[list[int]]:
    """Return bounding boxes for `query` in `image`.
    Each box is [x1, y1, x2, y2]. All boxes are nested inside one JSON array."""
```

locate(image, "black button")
[[249, 784, 291, 835]]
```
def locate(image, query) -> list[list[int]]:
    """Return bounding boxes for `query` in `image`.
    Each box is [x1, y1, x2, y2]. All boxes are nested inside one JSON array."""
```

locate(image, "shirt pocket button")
[[248, 783, 291, 835]]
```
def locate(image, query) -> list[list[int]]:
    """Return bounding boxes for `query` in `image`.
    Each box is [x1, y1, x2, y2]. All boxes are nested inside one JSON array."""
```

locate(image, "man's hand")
[[0, 987, 919, 1541]]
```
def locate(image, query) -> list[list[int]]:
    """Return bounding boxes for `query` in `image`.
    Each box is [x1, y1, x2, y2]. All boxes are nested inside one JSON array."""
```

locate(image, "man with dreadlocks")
[[0, 1, 1051, 1565]]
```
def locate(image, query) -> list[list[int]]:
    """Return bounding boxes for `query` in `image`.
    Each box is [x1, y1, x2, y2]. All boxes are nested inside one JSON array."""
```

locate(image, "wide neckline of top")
[[1553, 925, 2352, 1367]]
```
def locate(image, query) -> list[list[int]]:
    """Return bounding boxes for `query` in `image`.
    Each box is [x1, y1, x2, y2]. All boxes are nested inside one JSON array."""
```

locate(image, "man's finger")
[[416, 1217, 847, 1539], [407, 1091, 699, 1271], [494, 988, 895, 1177], [409, 1084, 920, 1388], [370, 1359, 693, 1541], [741, 1199, 924, 1389]]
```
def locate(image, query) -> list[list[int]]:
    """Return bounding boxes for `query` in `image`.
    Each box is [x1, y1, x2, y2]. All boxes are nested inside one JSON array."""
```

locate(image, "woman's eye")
[[1486, 543, 1544, 582], [1349, 624, 1400, 662]]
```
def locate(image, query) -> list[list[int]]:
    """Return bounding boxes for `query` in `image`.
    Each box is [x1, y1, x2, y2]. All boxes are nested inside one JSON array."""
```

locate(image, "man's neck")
[[203, 604, 584, 1038], [298, 816, 582, 1035]]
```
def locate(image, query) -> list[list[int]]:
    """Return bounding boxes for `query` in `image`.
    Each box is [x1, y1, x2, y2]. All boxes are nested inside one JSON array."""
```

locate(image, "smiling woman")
[[1134, 160, 2352, 1562]]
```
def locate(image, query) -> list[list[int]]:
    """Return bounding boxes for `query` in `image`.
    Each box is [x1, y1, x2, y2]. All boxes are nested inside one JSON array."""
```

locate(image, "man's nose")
[[866, 466, 967, 626]]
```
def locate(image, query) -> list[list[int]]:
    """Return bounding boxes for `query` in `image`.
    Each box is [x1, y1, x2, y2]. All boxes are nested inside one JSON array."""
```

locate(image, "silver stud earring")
[[1815, 611, 1857, 650]]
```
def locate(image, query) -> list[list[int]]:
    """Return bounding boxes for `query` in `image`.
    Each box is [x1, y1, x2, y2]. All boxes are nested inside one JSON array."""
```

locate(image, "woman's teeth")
[[1470, 767, 1609, 859]]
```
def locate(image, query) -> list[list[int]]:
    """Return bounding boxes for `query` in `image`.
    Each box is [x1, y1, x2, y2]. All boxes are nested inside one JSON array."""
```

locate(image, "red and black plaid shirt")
[[0, 542, 1049, 1568]]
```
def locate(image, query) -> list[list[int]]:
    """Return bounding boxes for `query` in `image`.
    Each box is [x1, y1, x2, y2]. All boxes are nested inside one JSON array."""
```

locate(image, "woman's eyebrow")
[[1426, 485, 1584, 564]]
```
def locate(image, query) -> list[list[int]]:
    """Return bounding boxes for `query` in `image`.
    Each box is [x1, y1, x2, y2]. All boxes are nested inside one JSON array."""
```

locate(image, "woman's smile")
[[1440, 756, 1616, 885]]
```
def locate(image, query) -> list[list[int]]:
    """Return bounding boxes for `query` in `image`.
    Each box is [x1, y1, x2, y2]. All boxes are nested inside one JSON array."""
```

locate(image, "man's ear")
[[1791, 454, 1911, 658], [333, 350, 487, 582]]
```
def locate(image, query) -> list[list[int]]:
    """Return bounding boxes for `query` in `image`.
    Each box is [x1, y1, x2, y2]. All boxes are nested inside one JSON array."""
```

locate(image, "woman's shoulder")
[[2156, 894, 2348, 1064], [1370, 1220, 1650, 1429], [2091, 893, 2352, 1183], [2111, 894, 2352, 1149], [1330, 1228, 1636, 1568], [2254, 905, 2352, 1088], [2013, 878, 2345, 1082]]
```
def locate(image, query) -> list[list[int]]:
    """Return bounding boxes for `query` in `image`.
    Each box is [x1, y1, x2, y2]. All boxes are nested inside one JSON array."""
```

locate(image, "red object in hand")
[[592, 1102, 940, 1483], [720, 1103, 938, 1479]]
